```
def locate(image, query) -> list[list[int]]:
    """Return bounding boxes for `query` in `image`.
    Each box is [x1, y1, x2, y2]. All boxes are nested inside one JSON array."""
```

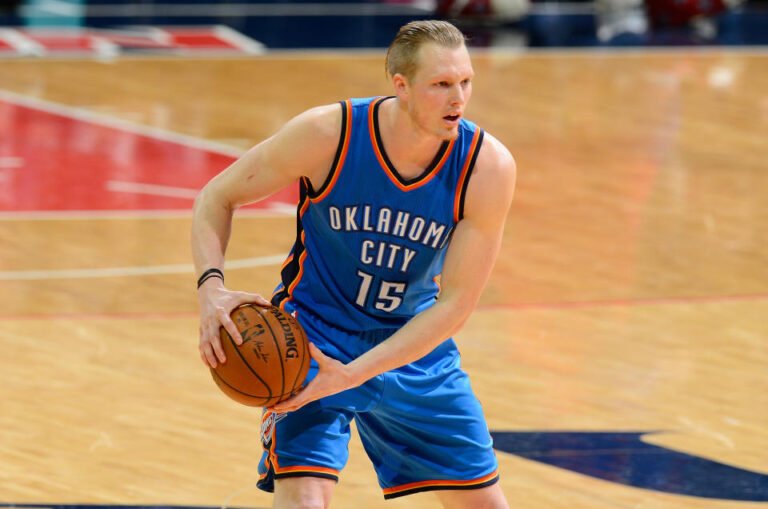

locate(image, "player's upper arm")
[[438, 132, 516, 310], [201, 103, 342, 209]]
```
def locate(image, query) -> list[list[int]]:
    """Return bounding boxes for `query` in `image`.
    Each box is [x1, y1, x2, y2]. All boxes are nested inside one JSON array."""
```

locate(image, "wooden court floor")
[[0, 50, 766, 508]]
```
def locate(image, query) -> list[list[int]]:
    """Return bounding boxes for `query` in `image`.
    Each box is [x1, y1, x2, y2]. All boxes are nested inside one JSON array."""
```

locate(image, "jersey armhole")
[[305, 100, 351, 201], [454, 129, 485, 222]]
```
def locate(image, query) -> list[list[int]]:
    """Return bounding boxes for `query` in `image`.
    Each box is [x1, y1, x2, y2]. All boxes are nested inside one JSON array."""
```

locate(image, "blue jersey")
[[272, 96, 484, 332]]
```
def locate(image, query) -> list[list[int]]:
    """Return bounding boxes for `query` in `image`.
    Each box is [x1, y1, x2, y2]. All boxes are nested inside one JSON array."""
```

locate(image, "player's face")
[[405, 43, 474, 140]]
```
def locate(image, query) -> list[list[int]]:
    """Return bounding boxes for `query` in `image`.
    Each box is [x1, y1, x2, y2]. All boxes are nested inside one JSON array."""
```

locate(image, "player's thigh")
[[273, 476, 336, 509], [435, 483, 509, 509]]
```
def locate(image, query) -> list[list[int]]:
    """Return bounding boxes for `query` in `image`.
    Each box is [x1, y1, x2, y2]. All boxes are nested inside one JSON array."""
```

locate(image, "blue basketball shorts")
[[256, 306, 499, 499]]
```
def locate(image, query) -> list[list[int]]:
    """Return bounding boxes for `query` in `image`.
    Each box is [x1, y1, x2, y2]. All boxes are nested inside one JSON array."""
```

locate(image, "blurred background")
[[0, 0, 766, 55]]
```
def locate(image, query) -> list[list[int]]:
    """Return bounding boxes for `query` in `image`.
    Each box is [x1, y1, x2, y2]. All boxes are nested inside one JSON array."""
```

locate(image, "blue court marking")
[[492, 431, 768, 501]]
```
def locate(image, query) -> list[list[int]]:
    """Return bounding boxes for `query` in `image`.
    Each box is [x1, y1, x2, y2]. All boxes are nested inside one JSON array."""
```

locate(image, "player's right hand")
[[197, 279, 271, 368]]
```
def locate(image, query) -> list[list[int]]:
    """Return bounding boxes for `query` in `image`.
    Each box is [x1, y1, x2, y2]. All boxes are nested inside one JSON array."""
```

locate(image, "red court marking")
[[0, 27, 261, 56], [172, 33, 239, 49], [0, 99, 296, 211], [25, 34, 94, 51], [1, 293, 766, 321]]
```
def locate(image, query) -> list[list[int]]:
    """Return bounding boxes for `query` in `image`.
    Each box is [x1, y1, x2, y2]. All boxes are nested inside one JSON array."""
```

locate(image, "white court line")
[[0, 254, 286, 281], [105, 180, 298, 213], [0, 208, 295, 220], [0, 156, 24, 169], [106, 180, 200, 199], [0, 88, 245, 158], [213, 24, 266, 54], [4, 45, 766, 64]]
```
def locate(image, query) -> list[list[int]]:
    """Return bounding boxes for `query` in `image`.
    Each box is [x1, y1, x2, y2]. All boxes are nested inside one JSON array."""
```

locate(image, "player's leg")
[[355, 339, 506, 502], [257, 406, 350, 500], [435, 482, 509, 509], [273, 476, 336, 509], [257, 311, 387, 507]]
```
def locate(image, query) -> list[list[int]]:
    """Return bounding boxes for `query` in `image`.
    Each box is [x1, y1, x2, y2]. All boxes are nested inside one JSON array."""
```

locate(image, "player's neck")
[[379, 98, 446, 179]]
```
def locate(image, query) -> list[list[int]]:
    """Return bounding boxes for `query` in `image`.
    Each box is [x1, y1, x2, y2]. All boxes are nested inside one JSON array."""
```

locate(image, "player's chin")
[[439, 119, 460, 139], [439, 127, 460, 141]]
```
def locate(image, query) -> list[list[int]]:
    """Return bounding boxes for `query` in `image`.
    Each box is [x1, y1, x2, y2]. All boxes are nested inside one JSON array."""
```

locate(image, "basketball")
[[210, 304, 310, 407]]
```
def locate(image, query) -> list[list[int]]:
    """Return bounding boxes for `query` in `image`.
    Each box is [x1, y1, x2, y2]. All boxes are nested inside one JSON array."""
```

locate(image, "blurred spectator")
[[436, 0, 530, 21], [0, 0, 21, 14]]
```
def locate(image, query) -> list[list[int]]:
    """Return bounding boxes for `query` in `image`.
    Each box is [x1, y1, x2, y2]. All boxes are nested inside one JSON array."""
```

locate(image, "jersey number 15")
[[355, 270, 406, 313]]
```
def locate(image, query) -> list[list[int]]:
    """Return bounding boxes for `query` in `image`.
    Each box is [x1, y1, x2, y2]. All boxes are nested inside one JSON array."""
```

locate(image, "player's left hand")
[[270, 342, 358, 413]]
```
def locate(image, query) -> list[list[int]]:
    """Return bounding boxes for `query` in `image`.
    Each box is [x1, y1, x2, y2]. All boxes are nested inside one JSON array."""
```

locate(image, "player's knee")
[[274, 477, 334, 509], [276, 499, 326, 509]]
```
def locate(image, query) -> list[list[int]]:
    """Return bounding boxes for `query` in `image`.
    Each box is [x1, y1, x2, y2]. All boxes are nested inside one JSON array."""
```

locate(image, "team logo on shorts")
[[261, 411, 287, 447]]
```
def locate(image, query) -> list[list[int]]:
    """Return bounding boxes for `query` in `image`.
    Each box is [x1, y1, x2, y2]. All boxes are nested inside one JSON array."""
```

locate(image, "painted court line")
[[0, 254, 286, 280], [0, 208, 293, 220], [1, 293, 765, 321], [480, 293, 768, 311], [106, 180, 200, 199], [0, 88, 245, 158]]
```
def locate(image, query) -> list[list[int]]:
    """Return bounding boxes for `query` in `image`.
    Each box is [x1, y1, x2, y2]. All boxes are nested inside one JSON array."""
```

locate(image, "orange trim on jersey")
[[275, 465, 340, 476], [280, 254, 295, 271], [274, 187, 311, 308], [311, 100, 352, 203], [287, 231, 307, 295], [298, 181, 312, 217], [368, 96, 455, 192], [433, 274, 442, 294], [453, 128, 482, 223], [382, 470, 499, 496]]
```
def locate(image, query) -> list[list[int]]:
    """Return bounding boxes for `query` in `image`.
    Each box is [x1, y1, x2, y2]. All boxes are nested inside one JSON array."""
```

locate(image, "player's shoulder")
[[474, 130, 516, 185], [284, 102, 344, 144]]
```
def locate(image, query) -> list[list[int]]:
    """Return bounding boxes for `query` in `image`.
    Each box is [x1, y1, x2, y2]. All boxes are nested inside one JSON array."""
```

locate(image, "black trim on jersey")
[[372, 96, 450, 187], [457, 129, 485, 222], [383, 475, 499, 500], [305, 100, 348, 199], [256, 469, 339, 493], [271, 179, 310, 308], [274, 471, 340, 482]]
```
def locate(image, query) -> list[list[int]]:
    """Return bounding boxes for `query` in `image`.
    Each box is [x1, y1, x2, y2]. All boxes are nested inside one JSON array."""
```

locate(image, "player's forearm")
[[191, 186, 235, 275], [346, 296, 475, 385]]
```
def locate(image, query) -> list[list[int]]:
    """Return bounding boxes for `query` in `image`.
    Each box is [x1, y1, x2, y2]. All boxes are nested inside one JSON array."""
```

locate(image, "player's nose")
[[449, 85, 466, 107]]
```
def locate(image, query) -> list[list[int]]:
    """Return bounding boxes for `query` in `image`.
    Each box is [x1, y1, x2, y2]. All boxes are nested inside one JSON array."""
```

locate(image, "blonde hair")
[[385, 20, 466, 80]]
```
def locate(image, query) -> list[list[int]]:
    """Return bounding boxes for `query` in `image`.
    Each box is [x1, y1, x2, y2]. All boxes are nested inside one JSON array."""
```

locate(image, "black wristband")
[[197, 268, 224, 289]]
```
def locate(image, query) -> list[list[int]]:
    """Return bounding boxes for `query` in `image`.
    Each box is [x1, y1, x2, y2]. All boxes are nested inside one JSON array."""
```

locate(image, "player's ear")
[[392, 73, 409, 99]]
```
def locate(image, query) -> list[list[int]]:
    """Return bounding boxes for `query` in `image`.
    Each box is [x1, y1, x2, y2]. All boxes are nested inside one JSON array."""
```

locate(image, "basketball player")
[[192, 20, 515, 509]]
